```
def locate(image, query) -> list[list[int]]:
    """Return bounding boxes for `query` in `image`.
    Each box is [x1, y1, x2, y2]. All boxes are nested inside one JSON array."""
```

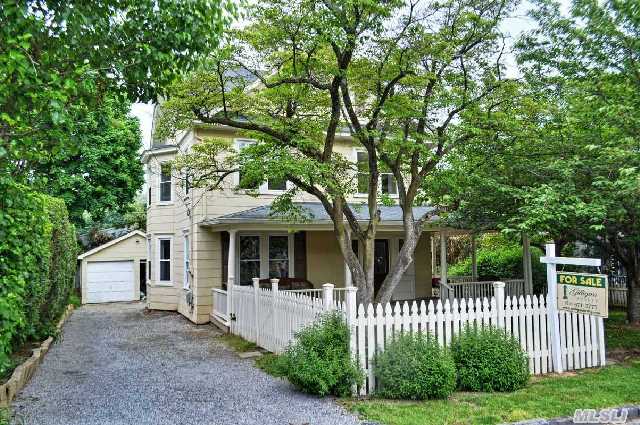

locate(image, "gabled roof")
[[78, 230, 146, 260], [202, 202, 437, 226]]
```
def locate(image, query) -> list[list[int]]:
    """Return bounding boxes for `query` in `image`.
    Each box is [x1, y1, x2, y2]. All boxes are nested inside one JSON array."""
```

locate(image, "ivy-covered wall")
[[0, 179, 78, 374]]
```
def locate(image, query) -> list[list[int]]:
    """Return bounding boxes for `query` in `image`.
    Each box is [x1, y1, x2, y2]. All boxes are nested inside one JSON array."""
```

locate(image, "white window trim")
[[156, 235, 173, 286], [157, 161, 174, 205], [183, 230, 190, 290], [235, 232, 295, 284], [352, 148, 399, 199], [233, 139, 292, 195]]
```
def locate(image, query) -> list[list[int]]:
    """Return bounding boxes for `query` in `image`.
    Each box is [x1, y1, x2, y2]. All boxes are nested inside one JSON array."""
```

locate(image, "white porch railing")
[[440, 279, 526, 301], [448, 275, 474, 283], [212, 288, 229, 325], [285, 287, 351, 305]]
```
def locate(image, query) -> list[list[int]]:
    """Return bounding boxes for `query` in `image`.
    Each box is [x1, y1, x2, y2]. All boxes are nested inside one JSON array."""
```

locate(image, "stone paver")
[[11, 303, 361, 425]]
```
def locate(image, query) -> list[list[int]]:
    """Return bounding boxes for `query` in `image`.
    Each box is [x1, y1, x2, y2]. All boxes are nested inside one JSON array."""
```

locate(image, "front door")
[[374, 239, 389, 295]]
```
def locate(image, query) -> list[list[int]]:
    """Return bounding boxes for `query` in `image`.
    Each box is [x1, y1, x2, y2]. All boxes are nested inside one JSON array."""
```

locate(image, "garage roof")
[[77, 230, 146, 260]]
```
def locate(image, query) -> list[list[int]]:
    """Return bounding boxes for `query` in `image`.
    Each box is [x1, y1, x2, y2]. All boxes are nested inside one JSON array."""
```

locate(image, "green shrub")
[[280, 312, 363, 397], [451, 326, 529, 392], [373, 332, 456, 400], [448, 244, 546, 293], [0, 178, 77, 375]]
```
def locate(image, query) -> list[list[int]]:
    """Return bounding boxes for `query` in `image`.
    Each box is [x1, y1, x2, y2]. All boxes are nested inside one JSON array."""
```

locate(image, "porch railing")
[[440, 279, 526, 301], [212, 288, 229, 325], [285, 287, 350, 305], [609, 274, 628, 307]]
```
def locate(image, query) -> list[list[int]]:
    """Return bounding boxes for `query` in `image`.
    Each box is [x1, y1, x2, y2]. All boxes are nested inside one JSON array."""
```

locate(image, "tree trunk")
[[376, 225, 422, 304]]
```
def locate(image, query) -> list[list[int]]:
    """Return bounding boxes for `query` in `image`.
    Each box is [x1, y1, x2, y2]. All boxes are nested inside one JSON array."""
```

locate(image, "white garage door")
[[86, 261, 136, 303]]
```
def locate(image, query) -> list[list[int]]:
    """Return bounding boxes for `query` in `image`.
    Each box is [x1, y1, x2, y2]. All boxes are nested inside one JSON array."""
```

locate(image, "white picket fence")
[[218, 279, 606, 396], [352, 288, 606, 395], [229, 279, 343, 354]]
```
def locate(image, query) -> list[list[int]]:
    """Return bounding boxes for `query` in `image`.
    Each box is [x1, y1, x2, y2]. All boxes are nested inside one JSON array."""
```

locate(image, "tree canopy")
[[1, 0, 234, 177], [432, 0, 640, 321], [158, 0, 518, 303]]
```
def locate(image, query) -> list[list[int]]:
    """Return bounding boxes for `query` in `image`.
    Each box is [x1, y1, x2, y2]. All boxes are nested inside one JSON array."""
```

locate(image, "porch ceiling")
[[199, 202, 457, 232]]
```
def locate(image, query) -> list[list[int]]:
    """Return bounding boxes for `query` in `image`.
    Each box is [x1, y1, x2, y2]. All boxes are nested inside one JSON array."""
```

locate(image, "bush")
[[373, 332, 456, 400], [279, 312, 363, 397], [448, 244, 546, 294], [451, 326, 529, 392], [0, 178, 77, 374]]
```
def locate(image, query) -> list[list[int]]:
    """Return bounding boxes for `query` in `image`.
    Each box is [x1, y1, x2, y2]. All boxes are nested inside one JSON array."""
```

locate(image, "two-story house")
[[142, 115, 456, 325]]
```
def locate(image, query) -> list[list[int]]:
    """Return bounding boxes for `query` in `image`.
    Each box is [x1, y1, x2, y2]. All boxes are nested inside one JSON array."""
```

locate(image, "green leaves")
[[2, 0, 233, 178]]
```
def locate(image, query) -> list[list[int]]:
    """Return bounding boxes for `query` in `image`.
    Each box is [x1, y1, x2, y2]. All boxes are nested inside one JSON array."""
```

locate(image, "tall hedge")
[[448, 245, 546, 293], [0, 178, 77, 374]]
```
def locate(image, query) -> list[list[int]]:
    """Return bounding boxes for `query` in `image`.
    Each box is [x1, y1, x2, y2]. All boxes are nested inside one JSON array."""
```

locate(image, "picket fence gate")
[[224, 279, 606, 396], [229, 279, 347, 354]]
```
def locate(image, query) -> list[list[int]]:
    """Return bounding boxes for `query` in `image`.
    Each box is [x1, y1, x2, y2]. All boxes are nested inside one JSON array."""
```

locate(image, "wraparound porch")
[[200, 202, 535, 325]]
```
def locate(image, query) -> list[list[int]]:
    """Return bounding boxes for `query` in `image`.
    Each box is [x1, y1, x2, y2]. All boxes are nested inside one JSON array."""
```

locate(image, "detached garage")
[[78, 230, 147, 304]]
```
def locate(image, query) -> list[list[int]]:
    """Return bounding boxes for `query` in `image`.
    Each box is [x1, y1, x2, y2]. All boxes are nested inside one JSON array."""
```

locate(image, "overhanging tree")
[[157, 0, 516, 304], [431, 0, 640, 321], [1, 0, 234, 178]]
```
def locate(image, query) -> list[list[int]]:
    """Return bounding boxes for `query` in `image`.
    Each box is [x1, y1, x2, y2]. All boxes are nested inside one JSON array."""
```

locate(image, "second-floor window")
[[356, 150, 398, 196], [160, 163, 172, 202], [236, 139, 287, 192]]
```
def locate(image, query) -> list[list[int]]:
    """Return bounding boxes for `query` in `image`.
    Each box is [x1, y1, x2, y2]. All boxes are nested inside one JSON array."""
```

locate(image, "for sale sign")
[[557, 272, 608, 318]]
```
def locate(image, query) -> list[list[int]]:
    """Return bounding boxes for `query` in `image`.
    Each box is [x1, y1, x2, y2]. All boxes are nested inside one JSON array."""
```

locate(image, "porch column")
[[344, 226, 353, 288], [440, 230, 448, 287], [344, 261, 353, 287], [522, 233, 533, 294], [471, 233, 478, 281], [227, 229, 237, 316]]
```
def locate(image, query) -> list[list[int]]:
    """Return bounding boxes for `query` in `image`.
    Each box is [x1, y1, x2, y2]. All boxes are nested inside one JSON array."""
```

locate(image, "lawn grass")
[[346, 360, 640, 425], [217, 334, 260, 352], [255, 353, 288, 377], [606, 309, 640, 351]]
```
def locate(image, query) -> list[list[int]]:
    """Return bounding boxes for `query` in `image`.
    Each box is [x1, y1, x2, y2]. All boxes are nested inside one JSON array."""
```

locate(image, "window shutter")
[[294, 231, 307, 280]]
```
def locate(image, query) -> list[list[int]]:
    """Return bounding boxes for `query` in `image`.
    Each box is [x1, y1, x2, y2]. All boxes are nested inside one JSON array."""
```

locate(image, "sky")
[[128, 0, 570, 149]]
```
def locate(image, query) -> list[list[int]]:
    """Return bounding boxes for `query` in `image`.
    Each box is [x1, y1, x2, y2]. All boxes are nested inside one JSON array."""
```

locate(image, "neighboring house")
[[141, 119, 450, 325]]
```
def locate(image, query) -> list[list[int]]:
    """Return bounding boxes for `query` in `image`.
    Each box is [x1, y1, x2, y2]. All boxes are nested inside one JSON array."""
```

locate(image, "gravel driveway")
[[11, 303, 361, 425]]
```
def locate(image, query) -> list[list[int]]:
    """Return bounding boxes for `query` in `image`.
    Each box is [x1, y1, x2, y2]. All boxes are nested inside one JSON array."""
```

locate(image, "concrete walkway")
[[11, 303, 361, 425]]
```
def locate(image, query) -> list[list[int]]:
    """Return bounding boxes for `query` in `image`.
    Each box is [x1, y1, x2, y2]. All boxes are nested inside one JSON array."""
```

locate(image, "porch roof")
[[200, 202, 440, 231]]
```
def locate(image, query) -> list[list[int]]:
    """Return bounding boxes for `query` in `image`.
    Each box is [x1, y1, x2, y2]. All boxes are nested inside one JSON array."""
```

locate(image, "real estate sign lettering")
[[557, 272, 608, 318]]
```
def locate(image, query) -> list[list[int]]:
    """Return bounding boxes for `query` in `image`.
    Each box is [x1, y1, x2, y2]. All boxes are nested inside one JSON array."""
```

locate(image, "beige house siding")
[[79, 232, 146, 304], [143, 125, 438, 324], [306, 231, 347, 288]]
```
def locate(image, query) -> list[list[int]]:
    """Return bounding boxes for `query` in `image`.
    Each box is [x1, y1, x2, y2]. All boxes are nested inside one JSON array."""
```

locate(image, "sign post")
[[540, 243, 603, 373]]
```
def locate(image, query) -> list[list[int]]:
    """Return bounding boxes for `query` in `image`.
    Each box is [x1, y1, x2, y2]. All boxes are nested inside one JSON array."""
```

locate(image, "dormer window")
[[159, 163, 172, 202]]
